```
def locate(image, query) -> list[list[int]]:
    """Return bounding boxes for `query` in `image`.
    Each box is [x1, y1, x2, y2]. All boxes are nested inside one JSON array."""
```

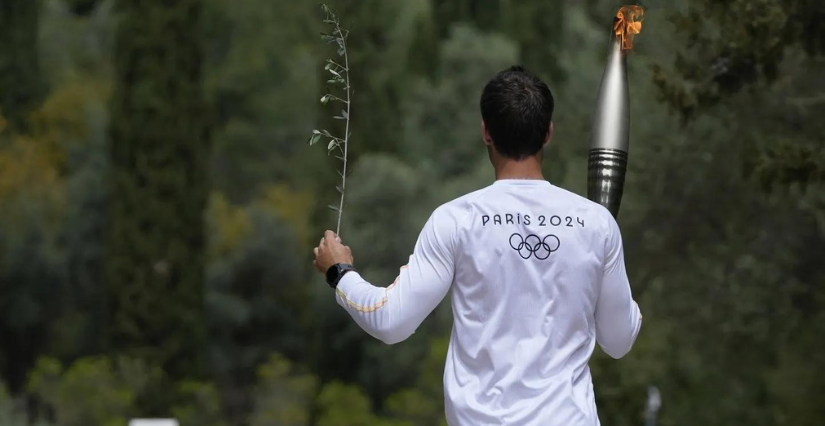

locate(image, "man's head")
[[480, 66, 555, 160]]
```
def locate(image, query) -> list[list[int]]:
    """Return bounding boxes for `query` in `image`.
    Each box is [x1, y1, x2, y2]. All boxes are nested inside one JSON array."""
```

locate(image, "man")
[[313, 66, 642, 426]]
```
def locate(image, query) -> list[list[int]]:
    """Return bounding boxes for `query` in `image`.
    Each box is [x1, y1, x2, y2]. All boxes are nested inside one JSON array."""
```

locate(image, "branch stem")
[[335, 19, 350, 236]]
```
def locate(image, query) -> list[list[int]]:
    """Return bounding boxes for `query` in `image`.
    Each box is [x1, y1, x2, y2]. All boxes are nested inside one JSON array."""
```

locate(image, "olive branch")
[[308, 4, 351, 236]]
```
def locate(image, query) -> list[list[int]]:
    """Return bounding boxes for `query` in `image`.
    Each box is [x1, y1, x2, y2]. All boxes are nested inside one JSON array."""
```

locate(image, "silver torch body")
[[588, 24, 631, 218]]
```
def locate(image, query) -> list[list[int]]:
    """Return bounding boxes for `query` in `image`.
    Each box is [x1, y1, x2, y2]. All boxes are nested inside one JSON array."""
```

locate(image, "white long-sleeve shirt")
[[335, 179, 642, 426]]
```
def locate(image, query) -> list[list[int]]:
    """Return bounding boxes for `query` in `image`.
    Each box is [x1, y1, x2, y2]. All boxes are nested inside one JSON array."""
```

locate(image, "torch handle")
[[587, 148, 628, 218]]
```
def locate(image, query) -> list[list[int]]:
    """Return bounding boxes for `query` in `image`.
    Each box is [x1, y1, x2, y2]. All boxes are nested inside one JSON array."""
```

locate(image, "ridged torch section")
[[587, 148, 628, 218]]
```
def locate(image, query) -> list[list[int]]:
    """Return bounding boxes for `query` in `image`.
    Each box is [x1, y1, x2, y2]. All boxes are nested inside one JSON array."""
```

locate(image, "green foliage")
[[650, 0, 825, 189], [64, 0, 102, 16], [248, 354, 318, 426], [0, 380, 35, 426], [171, 381, 228, 426], [105, 0, 209, 383], [0, 0, 43, 131], [0, 1, 823, 426], [765, 306, 825, 426], [315, 381, 410, 426], [315, 381, 373, 426], [384, 338, 449, 426], [26, 356, 161, 426], [203, 0, 319, 201], [401, 24, 518, 177], [431, 0, 566, 80], [206, 202, 309, 385], [0, 45, 110, 386], [653, 0, 825, 117], [576, 5, 825, 424]]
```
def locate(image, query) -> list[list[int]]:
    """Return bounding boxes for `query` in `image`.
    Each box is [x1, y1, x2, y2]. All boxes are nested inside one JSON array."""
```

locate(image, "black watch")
[[326, 263, 356, 289]]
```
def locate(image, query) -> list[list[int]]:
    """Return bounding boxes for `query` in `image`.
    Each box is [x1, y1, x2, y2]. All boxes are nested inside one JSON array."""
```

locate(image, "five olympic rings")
[[508, 233, 561, 260]]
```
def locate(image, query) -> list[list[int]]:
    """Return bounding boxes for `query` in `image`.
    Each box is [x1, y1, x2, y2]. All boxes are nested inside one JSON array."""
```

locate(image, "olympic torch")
[[588, 5, 644, 218]]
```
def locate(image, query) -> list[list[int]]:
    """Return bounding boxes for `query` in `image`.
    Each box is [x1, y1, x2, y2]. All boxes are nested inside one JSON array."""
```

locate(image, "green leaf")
[[333, 115, 345, 120], [327, 204, 339, 211], [341, 109, 348, 119], [335, 185, 344, 194], [309, 133, 321, 145], [327, 140, 337, 150], [320, 95, 330, 105], [338, 47, 346, 57], [312, 129, 321, 134]]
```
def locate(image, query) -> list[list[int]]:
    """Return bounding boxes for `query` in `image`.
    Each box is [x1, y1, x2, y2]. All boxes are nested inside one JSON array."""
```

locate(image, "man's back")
[[437, 179, 641, 425], [314, 66, 642, 426]]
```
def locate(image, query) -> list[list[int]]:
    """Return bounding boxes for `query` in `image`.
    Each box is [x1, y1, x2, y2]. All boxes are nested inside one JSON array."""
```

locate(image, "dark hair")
[[480, 65, 554, 159]]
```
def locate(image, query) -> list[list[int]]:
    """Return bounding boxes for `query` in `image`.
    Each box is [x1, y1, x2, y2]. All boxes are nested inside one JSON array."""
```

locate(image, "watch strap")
[[326, 263, 355, 289]]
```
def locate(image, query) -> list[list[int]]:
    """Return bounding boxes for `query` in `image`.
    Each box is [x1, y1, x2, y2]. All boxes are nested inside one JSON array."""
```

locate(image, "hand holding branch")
[[313, 230, 354, 274]]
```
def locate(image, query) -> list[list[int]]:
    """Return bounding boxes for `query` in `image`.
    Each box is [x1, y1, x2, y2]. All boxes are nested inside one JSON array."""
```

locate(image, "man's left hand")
[[313, 230, 354, 274]]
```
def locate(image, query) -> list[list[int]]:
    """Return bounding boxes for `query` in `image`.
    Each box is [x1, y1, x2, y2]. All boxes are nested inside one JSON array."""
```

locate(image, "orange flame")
[[614, 5, 644, 51]]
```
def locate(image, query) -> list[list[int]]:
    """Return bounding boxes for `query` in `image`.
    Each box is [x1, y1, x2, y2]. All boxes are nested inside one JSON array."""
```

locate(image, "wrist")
[[325, 263, 356, 289]]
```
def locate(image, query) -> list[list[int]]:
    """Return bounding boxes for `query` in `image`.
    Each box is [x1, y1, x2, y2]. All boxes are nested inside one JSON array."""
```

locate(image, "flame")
[[614, 5, 644, 51]]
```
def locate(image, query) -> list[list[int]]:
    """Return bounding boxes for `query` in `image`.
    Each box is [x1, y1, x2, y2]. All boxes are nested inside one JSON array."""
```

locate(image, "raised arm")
[[594, 212, 642, 359], [313, 209, 456, 345]]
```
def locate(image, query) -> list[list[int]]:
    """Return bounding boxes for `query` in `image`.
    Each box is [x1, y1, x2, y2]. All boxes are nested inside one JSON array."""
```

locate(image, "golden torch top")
[[614, 5, 645, 51]]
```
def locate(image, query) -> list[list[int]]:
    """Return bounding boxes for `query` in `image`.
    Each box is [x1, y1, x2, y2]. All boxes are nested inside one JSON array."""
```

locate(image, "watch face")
[[326, 264, 340, 284]]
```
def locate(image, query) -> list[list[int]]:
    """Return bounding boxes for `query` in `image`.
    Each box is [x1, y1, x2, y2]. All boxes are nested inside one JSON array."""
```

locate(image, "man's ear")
[[481, 120, 493, 146], [544, 121, 554, 147]]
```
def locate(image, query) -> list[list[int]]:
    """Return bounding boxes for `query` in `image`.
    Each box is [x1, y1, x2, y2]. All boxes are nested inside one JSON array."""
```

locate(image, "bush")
[[27, 356, 160, 426]]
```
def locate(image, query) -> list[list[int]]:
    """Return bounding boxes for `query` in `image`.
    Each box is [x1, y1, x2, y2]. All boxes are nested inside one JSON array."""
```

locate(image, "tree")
[[27, 356, 161, 426], [248, 354, 318, 426], [431, 0, 567, 81], [651, 0, 825, 187], [315, 381, 411, 426], [563, 3, 825, 425], [205, 199, 311, 422], [0, 0, 115, 394], [0, 0, 43, 131], [202, 0, 321, 202], [106, 0, 209, 390], [384, 337, 450, 426]]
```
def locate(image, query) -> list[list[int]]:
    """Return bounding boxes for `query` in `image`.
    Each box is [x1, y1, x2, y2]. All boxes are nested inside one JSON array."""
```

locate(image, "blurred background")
[[1, 0, 823, 425]]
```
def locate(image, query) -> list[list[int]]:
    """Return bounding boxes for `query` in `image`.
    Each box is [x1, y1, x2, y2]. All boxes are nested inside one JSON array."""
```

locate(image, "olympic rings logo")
[[508, 233, 561, 260]]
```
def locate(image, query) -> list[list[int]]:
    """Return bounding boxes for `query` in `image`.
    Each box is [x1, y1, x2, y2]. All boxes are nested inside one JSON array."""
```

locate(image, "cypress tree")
[[106, 0, 208, 383], [0, 0, 43, 131]]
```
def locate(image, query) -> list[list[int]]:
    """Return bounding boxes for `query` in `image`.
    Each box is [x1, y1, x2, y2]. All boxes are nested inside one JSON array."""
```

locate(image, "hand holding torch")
[[588, 5, 644, 218]]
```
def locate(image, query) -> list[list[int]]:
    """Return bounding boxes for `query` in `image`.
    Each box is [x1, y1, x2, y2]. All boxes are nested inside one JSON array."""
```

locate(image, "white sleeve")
[[594, 212, 642, 359], [334, 208, 456, 345]]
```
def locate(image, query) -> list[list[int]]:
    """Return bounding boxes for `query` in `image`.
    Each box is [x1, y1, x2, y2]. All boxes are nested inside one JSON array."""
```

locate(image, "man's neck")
[[494, 156, 545, 181]]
